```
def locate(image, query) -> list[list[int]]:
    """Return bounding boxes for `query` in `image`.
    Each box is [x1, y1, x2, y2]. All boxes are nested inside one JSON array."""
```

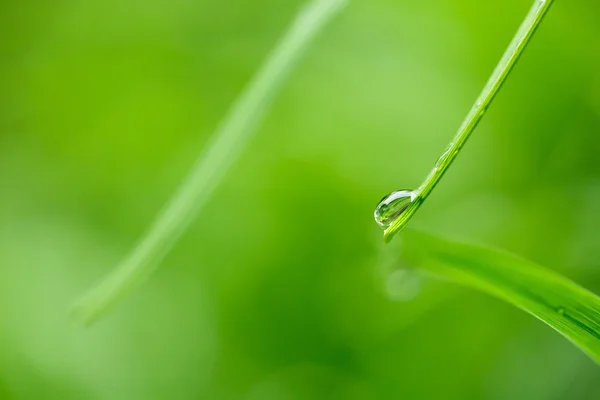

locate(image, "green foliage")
[[2, 0, 600, 398], [400, 230, 600, 364], [384, 0, 554, 242], [381, 0, 600, 365]]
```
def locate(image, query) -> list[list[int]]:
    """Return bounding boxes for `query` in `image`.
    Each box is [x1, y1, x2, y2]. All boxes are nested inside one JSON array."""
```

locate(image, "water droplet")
[[374, 190, 416, 228], [557, 307, 565, 315]]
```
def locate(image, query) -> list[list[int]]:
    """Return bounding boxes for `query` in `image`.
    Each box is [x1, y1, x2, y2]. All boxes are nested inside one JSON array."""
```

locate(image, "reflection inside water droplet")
[[374, 190, 416, 228]]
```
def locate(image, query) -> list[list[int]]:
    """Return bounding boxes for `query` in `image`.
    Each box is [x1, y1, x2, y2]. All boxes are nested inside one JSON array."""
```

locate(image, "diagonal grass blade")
[[400, 230, 600, 364], [72, 0, 348, 325]]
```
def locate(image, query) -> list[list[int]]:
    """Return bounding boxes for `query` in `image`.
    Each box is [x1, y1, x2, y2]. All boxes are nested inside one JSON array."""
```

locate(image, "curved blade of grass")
[[383, 0, 554, 242], [399, 230, 600, 364], [72, 0, 348, 325]]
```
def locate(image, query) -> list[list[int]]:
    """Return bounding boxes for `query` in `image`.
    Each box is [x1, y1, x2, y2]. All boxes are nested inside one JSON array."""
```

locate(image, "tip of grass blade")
[[70, 279, 124, 326], [383, 217, 405, 243], [383, 228, 394, 244], [70, 255, 153, 326], [383, 205, 415, 243]]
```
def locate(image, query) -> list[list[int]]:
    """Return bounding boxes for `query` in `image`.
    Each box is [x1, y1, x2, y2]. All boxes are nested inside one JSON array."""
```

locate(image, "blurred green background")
[[1, 0, 600, 398]]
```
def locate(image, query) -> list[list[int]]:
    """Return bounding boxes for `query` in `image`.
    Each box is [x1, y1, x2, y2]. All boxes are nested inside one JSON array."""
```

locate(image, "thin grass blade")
[[72, 0, 348, 325], [383, 0, 554, 242]]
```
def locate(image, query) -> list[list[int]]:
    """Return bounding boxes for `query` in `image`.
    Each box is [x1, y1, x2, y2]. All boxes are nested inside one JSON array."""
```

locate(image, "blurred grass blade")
[[399, 230, 600, 364], [72, 0, 348, 325]]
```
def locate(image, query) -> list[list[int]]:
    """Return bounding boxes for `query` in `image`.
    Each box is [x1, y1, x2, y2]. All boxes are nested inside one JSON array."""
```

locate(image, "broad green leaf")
[[399, 230, 600, 364]]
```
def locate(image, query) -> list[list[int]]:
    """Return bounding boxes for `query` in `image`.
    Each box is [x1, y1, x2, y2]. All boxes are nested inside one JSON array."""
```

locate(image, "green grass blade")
[[383, 0, 554, 242], [72, 0, 348, 325], [399, 230, 600, 364]]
